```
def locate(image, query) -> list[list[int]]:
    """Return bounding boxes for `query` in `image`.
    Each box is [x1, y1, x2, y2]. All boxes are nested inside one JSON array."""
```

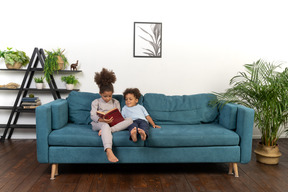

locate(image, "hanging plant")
[[44, 48, 68, 83]]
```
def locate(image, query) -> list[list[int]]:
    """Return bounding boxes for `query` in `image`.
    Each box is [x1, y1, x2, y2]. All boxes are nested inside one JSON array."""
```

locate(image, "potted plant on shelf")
[[212, 59, 288, 164], [0, 47, 30, 69], [61, 74, 79, 90], [44, 48, 68, 83], [34, 76, 44, 89]]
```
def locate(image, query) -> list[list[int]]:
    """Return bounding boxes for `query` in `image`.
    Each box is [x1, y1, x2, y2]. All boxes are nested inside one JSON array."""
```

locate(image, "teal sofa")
[[36, 91, 254, 179]]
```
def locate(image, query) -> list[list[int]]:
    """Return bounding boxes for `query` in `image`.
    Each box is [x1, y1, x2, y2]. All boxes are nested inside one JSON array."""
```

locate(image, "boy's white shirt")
[[122, 104, 149, 122]]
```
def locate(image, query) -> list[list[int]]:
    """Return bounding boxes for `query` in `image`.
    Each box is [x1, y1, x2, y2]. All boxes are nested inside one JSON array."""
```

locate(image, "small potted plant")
[[61, 74, 79, 90], [34, 76, 44, 89], [44, 48, 69, 83], [0, 47, 30, 69]]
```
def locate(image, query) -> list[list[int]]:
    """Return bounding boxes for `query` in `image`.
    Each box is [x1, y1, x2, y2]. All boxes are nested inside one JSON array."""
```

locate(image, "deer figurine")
[[70, 60, 78, 71]]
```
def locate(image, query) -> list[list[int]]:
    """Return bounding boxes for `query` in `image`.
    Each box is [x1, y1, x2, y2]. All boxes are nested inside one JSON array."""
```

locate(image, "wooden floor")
[[0, 139, 288, 192]]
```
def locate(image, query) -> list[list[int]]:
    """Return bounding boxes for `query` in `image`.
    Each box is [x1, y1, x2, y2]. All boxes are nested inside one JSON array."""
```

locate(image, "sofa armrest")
[[36, 103, 52, 163], [235, 105, 255, 163], [219, 103, 255, 163], [36, 99, 68, 163]]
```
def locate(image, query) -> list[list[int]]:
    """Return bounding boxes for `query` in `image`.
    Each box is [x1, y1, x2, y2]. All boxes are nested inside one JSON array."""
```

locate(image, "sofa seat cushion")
[[145, 124, 239, 147], [49, 124, 144, 147]]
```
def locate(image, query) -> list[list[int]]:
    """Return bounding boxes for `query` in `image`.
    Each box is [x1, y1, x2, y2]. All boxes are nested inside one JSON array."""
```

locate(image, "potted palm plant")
[[44, 48, 68, 83], [212, 59, 288, 164], [61, 74, 79, 90], [34, 76, 44, 89], [0, 47, 30, 69]]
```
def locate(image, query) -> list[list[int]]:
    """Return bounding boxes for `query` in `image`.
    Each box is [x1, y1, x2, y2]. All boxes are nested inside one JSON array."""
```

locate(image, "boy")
[[122, 88, 161, 142]]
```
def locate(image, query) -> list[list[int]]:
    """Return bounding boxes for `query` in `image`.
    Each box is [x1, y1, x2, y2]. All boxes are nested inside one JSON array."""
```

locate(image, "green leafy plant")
[[61, 75, 79, 86], [212, 59, 288, 147], [0, 47, 30, 67], [34, 76, 44, 83], [44, 48, 68, 83], [138, 24, 161, 56]]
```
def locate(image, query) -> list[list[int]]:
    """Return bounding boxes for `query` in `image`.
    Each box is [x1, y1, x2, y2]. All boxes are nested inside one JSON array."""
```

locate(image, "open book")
[[97, 108, 125, 126]]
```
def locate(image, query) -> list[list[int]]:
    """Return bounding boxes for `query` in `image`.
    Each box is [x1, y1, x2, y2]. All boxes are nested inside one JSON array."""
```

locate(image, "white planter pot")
[[35, 83, 44, 89], [66, 84, 74, 90]]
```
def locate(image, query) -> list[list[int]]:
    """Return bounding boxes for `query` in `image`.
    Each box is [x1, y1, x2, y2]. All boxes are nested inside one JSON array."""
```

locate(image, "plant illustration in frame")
[[134, 22, 162, 58]]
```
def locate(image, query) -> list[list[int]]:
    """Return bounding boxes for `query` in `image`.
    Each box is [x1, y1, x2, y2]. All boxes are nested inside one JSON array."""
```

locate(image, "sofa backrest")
[[66, 91, 217, 125], [143, 93, 218, 125], [66, 91, 99, 124], [66, 91, 143, 125]]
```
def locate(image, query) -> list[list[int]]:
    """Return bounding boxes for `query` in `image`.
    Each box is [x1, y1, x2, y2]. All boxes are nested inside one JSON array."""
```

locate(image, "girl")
[[90, 68, 132, 162]]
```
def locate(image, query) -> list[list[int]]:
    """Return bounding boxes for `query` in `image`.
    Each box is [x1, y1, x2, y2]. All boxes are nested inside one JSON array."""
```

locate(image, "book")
[[21, 100, 40, 103], [97, 108, 125, 127], [22, 97, 39, 102], [23, 105, 38, 109], [21, 101, 41, 106]]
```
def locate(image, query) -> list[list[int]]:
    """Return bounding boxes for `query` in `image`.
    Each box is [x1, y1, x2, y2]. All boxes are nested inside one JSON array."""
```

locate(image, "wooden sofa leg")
[[233, 163, 239, 177], [228, 163, 239, 177], [55, 164, 59, 176], [50, 164, 58, 180], [228, 163, 233, 175]]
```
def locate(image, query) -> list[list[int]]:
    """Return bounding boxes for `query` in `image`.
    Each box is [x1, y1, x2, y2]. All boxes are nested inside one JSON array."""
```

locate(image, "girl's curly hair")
[[94, 68, 117, 93], [123, 88, 141, 100]]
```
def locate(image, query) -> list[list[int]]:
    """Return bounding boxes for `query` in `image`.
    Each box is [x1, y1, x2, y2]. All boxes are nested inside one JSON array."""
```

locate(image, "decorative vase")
[[66, 84, 74, 90], [35, 83, 44, 89], [6, 62, 22, 69], [57, 56, 65, 70], [254, 142, 282, 164]]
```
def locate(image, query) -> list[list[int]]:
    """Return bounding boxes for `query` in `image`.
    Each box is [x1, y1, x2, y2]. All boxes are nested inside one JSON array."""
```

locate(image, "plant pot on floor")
[[254, 142, 282, 165], [66, 84, 74, 90], [35, 83, 44, 89], [6, 62, 22, 69]]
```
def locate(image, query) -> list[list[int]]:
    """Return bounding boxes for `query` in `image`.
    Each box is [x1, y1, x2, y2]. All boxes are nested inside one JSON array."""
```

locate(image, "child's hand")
[[153, 125, 161, 128], [103, 117, 113, 124]]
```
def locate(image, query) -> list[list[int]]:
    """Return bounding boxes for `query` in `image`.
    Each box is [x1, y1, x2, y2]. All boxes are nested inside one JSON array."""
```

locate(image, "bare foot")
[[138, 128, 147, 141], [98, 130, 102, 136], [106, 148, 119, 163], [131, 127, 137, 142]]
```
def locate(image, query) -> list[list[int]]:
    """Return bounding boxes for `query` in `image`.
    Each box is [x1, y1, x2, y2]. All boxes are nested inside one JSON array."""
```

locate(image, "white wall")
[[1, 0, 288, 139]]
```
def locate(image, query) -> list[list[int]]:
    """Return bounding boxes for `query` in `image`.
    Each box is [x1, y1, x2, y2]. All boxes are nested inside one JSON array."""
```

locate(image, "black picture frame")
[[133, 22, 162, 58]]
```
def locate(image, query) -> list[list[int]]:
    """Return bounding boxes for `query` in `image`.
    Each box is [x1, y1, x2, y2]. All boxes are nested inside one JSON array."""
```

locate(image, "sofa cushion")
[[66, 91, 100, 124], [66, 91, 144, 125], [145, 124, 239, 147], [219, 103, 238, 130], [144, 93, 218, 125], [48, 123, 144, 147]]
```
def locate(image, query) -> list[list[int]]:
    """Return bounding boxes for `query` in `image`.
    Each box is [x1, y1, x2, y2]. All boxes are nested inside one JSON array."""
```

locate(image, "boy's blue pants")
[[127, 119, 149, 140]]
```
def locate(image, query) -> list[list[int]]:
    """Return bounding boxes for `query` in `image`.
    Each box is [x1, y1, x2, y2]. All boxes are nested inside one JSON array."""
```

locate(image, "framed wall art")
[[133, 22, 162, 58]]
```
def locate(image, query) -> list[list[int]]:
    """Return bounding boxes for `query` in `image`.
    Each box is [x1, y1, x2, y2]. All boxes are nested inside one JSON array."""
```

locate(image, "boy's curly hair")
[[123, 88, 141, 99], [94, 68, 116, 93]]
